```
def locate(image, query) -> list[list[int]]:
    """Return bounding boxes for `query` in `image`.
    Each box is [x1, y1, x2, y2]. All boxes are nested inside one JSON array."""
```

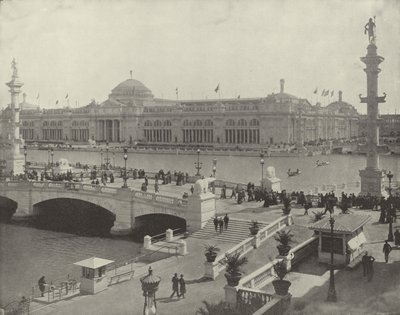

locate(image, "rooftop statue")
[[364, 17, 376, 44]]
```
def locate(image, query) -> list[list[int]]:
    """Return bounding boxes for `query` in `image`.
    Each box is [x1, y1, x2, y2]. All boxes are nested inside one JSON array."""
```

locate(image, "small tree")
[[274, 230, 294, 246], [223, 252, 248, 275]]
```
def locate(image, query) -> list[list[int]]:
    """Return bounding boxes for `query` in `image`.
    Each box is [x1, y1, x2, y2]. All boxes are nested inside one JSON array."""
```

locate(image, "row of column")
[[97, 120, 120, 142], [42, 129, 63, 140], [225, 129, 259, 144], [72, 129, 89, 141], [144, 129, 172, 142], [21, 129, 34, 140], [183, 129, 213, 143]]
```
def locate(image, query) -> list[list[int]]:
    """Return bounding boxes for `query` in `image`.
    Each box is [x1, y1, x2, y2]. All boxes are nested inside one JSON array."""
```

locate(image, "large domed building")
[[5, 72, 359, 148]]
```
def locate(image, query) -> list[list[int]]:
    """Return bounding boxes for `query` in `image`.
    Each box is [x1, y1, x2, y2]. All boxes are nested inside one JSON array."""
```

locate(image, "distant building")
[[3, 75, 359, 148], [358, 114, 400, 138]]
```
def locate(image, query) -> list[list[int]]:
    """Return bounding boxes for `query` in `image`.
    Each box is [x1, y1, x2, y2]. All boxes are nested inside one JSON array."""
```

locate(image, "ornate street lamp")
[[100, 148, 103, 170], [24, 145, 27, 180], [212, 158, 217, 178], [140, 266, 161, 315], [260, 153, 265, 189], [47, 146, 51, 168], [387, 171, 394, 242], [106, 141, 109, 169], [122, 147, 128, 188], [195, 148, 202, 176], [50, 147, 54, 180], [327, 215, 337, 302], [112, 152, 115, 169]]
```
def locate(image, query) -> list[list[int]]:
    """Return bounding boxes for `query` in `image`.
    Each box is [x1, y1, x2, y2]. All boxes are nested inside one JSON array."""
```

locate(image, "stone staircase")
[[190, 218, 269, 243]]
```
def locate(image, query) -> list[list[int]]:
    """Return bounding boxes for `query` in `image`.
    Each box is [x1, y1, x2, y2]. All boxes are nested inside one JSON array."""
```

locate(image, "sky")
[[0, 0, 399, 114]]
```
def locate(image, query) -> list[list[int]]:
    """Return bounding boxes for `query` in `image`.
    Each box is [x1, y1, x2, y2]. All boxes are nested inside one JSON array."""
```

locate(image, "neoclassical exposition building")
[[2, 74, 359, 148]]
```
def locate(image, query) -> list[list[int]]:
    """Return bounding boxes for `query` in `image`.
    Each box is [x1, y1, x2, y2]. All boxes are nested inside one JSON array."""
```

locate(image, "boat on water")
[[287, 169, 301, 177], [316, 160, 330, 166]]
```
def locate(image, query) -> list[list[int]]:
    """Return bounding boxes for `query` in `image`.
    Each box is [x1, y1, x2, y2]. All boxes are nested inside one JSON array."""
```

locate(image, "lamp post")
[[50, 147, 54, 180], [106, 141, 109, 169], [122, 147, 128, 188], [260, 153, 265, 189], [100, 149, 103, 170], [327, 215, 337, 302], [47, 146, 50, 168], [24, 145, 27, 180], [195, 148, 202, 176], [140, 267, 161, 315], [212, 158, 217, 178], [112, 152, 115, 169], [387, 171, 394, 242]]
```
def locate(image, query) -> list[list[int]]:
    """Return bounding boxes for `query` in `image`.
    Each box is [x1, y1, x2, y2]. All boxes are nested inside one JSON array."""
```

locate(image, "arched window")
[[194, 120, 202, 127], [43, 121, 48, 127], [164, 120, 172, 127], [58, 121, 63, 126], [144, 120, 152, 127], [183, 120, 190, 127], [80, 121, 85, 126], [226, 119, 235, 126], [50, 121, 56, 127], [154, 120, 162, 127], [30, 121, 34, 127], [205, 119, 213, 126], [23, 121, 29, 126], [250, 119, 259, 126], [238, 119, 247, 126]]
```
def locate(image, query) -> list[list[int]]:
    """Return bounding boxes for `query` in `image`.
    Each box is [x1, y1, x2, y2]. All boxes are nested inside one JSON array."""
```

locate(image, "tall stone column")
[[5, 59, 25, 175], [359, 22, 386, 196]]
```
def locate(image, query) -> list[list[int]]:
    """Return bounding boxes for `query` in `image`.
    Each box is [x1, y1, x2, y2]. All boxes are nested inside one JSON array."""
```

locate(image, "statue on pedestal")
[[364, 17, 376, 44]]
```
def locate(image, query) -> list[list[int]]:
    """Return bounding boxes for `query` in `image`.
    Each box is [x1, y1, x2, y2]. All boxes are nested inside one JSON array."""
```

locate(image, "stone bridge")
[[0, 180, 216, 234]]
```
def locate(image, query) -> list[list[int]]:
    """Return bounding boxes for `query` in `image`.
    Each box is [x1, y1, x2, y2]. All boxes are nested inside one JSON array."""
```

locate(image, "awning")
[[347, 232, 367, 251]]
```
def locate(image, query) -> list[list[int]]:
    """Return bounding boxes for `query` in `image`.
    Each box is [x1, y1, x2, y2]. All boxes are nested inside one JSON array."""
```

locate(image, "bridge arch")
[[0, 196, 18, 221], [133, 213, 186, 240], [33, 198, 116, 236]]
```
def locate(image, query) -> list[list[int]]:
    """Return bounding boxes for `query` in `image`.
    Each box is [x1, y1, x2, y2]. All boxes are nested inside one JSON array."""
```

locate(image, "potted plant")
[[274, 230, 294, 256], [272, 260, 291, 295], [222, 252, 248, 286], [282, 197, 291, 215], [249, 220, 260, 235], [204, 244, 220, 263]]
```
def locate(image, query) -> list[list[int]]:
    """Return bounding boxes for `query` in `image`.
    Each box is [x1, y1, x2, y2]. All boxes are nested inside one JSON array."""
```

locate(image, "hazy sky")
[[0, 0, 399, 114]]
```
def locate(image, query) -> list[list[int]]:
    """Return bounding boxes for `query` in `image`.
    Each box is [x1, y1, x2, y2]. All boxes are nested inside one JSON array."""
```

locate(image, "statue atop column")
[[364, 17, 376, 44], [11, 58, 18, 78]]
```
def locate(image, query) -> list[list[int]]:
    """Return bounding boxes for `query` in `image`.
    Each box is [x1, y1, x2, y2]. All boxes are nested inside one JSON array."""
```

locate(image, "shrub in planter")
[[249, 220, 260, 235], [274, 230, 294, 256], [272, 260, 291, 295], [204, 244, 220, 263], [221, 252, 248, 286]]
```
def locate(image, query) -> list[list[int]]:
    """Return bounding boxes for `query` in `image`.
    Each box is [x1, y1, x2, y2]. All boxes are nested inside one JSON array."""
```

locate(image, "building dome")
[[110, 79, 154, 104]]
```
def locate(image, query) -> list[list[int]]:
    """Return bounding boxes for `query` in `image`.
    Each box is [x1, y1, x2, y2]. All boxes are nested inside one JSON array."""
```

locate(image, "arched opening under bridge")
[[0, 197, 17, 222]]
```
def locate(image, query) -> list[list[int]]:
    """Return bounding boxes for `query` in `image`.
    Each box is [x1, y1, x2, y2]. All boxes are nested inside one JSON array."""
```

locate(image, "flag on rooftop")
[[331, 90, 334, 97], [36, 93, 40, 99], [237, 95, 240, 99], [65, 94, 69, 99], [313, 88, 318, 94], [321, 89, 325, 96], [324, 90, 330, 96], [214, 83, 220, 93], [55, 100, 59, 105]]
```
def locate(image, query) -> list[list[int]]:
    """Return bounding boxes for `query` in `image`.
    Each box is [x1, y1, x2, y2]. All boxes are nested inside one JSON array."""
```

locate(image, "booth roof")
[[309, 214, 371, 234], [73, 257, 114, 269]]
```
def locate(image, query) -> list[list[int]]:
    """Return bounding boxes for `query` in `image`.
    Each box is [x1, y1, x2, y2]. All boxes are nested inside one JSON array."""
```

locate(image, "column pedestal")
[[359, 168, 385, 196]]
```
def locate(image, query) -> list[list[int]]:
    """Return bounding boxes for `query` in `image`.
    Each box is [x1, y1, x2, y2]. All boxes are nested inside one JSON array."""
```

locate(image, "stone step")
[[190, 218, 269, 243]]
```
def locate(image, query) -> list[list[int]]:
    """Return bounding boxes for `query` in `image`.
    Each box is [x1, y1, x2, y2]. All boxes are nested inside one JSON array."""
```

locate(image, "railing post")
[[143, 235, 151, 249], [166, 229, 173, 242]]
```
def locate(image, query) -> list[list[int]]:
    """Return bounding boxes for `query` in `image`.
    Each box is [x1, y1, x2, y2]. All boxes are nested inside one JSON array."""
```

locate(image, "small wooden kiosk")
[[309, 214, 370, 267], [74, 257, 114, 294]]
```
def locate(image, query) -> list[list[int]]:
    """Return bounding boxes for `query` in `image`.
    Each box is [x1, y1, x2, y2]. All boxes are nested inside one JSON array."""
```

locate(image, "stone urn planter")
[[249, 220, 260, 235], [204, 244, 220, 263], [274, 230, 294, 256], [272, 279, 291, 295], [222, 252, 248, 287], [224, 272, 243, 287], [277, 244, 292, 256], [272, 259, 291, 295]]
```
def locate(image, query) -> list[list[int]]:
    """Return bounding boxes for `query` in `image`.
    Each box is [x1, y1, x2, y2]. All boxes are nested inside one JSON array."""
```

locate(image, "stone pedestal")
[[178, 240, 187, 255], [262, 166, 281, 192], [224, 285, 237, 306], [204, 261, 220, 280], [359, 168, 385, 196], [143, 235, 152, 249], [166, 228, 173, 242]]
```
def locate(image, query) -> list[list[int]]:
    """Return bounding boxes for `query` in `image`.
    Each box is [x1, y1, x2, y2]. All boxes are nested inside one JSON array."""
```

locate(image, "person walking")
[[213, 216, 218, 232], [218, 217, 224, 233], [223, 214, 229, 230], [154, 182, 159, 193], [38, 276, 47, 297], [383, 240, 392, 263], [361, 252, 369, 277], [394, 229, 400, 247], [170, 273, 179, 298], [178, 274, 186, 298]]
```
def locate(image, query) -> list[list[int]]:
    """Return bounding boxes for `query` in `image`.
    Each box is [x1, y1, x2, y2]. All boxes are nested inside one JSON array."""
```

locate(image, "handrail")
[[150, 227, 185, 244]]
